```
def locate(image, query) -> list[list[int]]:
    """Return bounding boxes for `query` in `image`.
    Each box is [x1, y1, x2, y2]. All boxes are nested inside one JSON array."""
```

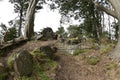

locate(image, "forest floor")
[[55, 51, 120, 80], [0, 40, 120, 80]]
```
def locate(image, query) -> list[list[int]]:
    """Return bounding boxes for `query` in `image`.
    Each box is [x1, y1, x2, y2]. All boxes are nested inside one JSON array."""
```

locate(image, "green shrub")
[[7, 53, 15, 70], [73, 49, 86, 56], [42, 59, 58, 72], [0, 72, 8, 80], [4, 27, 17, 42], [87, 56, 100, 65], [105, 62, 117, 70], [99, 44, 115, 54], [31, 48, 57, 80], [34, 63, 50, 80], [100, 48, 110, 54], [31, 48, 48, 59], [0, 67, 8, 80]]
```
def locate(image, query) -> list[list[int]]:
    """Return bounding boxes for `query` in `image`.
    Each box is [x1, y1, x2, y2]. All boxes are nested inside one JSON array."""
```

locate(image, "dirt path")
[[0, 40, 120, 80], [55, 51, 120, 80], [55, 53, 85, 80]]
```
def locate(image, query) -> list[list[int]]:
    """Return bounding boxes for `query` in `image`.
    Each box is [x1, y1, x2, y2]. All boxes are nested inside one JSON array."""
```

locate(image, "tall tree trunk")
[[114, 18, 118, 41], [93, 0, 120, 58], [108, 0, 120, 58], [24, 0, 38, 40], [108, 15, 111, 40], [102, 12, 105, 33], [18, 8, 23, 37]]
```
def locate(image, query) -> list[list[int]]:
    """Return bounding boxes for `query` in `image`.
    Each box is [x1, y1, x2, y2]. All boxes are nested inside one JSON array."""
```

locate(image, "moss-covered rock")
[[37, 27, 56, 41], [39, 46, 56, 59], [14, 50, 33, 76], [31, 48, 58, 80]]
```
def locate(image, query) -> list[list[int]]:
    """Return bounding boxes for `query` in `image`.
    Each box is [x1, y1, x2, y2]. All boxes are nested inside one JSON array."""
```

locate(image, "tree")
[[23, 0, 45, 40], [53, 0, 103, 42], [0, 23, 17, 42], [10, 0, 43, 38], [67, 25, 82, 38], [90, 0, 120, 55], [24, 0, 39, 40], [56, 26, 65, 36], [51, 0, 120, 55], [4, 27, 17, 42], [9, 0, 29, 37]]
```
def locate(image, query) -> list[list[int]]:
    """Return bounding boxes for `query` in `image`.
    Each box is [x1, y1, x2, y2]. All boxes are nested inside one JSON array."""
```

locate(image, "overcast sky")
[[0, 0, 116, 33], [0, 0, 80, 32]]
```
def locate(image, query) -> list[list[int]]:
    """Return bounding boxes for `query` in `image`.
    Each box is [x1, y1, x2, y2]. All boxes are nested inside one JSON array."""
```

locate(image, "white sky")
[[0, 0, 115, 34], [0, 0, 80, 32], [0, 0, 17, 25]]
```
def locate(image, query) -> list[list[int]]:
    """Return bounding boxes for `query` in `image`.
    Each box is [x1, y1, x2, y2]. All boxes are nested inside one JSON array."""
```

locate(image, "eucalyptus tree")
[[53, 0, 103, 41], [48, 0, 120, 55], [9, 0, 29, 37], [89, 0, 120, 56], [24, 0, 38, 40], [23, 0, 120, 57], [56, 26, 65, 35], [9, 0, 43, 37], [67, 25, 82, 38], [24, 0, 120, 55]]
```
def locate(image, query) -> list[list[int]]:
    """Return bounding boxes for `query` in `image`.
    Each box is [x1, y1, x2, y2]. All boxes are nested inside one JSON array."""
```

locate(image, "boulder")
[[14, 50, 33, 76], [37, 27, 56, 40], [40, 46, 57, 59]]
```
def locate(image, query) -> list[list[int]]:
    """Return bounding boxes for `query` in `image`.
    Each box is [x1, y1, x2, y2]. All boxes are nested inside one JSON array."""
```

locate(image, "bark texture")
[[108, 0, 120, 58], [93, 0, 120, 59], [24, 0, 38, 40]]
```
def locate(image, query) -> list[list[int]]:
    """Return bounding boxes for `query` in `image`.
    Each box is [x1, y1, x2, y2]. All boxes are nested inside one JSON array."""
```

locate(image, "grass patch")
[[6, 48, 57, 80], [0, 67, 8, 80], [31, 48, 41, 56], [42, 59, 58, 72], [99, 43, 115, 55], [0, 72, 8, 80], [87, 56, 100, 65], [105, 62, 117, 70], [99, 47, 111, 55], [13, 62, 50, 80], [31, 48, 48, 59], [7, 53, 15, 70], [18, 76, 33, 80], [116, 70, 120, 75], [33, 63, 50, 80], [30, 48, 58, 80], [73, 49, 87, 56]]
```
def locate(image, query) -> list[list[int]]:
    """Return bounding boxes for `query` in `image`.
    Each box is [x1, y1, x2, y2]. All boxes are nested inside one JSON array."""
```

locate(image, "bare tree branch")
[[92, 0, 117, 19]]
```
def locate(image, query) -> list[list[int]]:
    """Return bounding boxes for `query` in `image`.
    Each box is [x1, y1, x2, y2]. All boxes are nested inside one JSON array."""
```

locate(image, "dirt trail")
[[55, 51, 120, 80], [0, 40, 120, 80]]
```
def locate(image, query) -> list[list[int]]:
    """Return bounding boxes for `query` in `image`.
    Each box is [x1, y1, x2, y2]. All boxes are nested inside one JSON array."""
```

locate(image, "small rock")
[[0, 63, 4, 67]]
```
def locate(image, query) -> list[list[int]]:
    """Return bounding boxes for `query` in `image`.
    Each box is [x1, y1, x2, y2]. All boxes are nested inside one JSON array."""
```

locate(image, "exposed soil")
[[54, 51, 120, 80], [10, 40, 57, 53], [0, 40, 120, 80], [0, 40, 57, 66]]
